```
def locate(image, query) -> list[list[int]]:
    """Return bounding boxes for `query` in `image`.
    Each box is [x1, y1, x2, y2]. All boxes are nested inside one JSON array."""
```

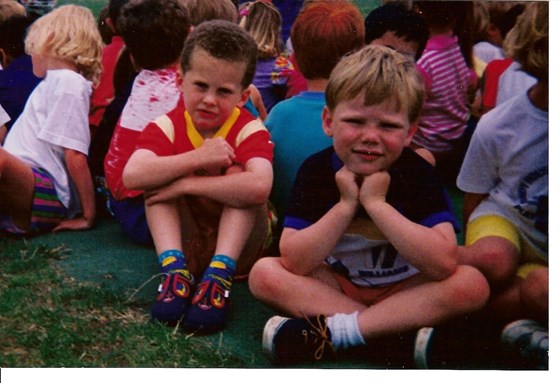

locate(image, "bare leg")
[[145, 198, 182, 255], [250, 257, 489, 341], [457, 236, 519, 284], [0, 148, 35, 230]]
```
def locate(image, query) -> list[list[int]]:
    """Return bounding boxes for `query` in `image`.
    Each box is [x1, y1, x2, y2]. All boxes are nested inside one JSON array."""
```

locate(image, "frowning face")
[[179, 47, 250, 138]]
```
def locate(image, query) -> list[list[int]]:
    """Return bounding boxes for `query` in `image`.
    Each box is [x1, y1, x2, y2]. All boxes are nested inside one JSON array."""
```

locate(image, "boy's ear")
[[322, 106, 334, 137], [404, 120, 419, 145], [236, 86, 252, 108], [175, 68, 183, 88]]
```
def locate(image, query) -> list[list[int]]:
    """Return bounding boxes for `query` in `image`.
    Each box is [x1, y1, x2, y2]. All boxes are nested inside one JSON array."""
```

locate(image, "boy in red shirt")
[[123, 20, 274, 332]]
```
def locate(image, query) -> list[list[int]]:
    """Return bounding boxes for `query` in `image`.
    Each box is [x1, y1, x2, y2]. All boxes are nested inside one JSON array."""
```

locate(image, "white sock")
[[326, 311, 366, 350]]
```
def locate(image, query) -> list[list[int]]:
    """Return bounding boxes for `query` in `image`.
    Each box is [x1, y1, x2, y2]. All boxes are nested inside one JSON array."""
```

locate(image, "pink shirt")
[[414, 35, 476, 152]]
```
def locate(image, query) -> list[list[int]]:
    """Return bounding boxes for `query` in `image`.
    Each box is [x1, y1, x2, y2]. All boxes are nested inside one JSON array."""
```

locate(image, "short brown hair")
[[180, 20, 257, 89], [291, 0, 364, 80]]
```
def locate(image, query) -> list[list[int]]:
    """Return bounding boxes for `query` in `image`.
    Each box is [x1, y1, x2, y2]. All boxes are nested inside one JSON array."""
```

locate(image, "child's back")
[[103, 0, 190, 245], [104, 0, 190, 203], [412, 0, 477, 183]]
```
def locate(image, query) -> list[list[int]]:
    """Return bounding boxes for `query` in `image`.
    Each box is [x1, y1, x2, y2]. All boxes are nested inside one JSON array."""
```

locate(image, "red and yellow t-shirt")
[[136, 103, 273, 173]]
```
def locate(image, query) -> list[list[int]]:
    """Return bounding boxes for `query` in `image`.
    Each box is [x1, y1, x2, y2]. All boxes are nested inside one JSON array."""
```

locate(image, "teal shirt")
[[265, 91, 332, 223]]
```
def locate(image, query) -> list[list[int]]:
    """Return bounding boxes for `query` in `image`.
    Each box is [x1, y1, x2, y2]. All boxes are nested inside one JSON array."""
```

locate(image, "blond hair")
[[326, 45, 424, 123], [179, 0, 237, 26], [0, 0, 26, 23], [239, 0, 283, 59], [24, 4, 102, 83], [503, 1, 548, 81]]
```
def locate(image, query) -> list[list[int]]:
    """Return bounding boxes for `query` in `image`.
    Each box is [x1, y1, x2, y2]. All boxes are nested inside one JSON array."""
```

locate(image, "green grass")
[[0, 238, 246, 367]]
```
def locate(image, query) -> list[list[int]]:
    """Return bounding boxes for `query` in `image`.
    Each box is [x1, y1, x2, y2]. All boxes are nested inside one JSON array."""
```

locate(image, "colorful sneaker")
[[413, 327, 435, 369], [183, 268, 233, 333], [501, 319, 548, 369], [262, 315, 336, 365], [151, 270, 195, 325]]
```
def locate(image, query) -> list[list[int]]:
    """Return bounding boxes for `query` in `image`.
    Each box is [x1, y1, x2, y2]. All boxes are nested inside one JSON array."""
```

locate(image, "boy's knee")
[[464, 237, 520, 284], [449, 265, 490, 312], [248, 257, 284, 299], [520, 267, 548, 315]]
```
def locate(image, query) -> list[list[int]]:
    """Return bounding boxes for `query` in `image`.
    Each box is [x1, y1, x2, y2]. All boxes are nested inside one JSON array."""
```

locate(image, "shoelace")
[[303, 315, 335, 360]]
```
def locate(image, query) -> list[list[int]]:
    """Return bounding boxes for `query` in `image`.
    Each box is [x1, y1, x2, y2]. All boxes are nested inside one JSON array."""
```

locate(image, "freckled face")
[[180, 48, 250, 137], [322, 93, 416, 176]]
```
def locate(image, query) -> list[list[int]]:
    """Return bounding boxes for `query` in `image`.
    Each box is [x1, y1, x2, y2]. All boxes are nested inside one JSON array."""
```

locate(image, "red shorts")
[[332, 271, 412, 306]]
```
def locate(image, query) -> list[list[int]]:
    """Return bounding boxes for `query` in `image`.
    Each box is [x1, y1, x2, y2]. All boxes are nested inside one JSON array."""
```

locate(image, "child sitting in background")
[[0, 4, 102, 234], [457, 2, 548, 369], [123, 20, 273, 332], [364, 1, 429, 61], [239, 0, 295, 113], [0, 13, 42, 134], [103, 0, 190, 246], [88, 0, 128, 139], [411, 0, 478, 184]]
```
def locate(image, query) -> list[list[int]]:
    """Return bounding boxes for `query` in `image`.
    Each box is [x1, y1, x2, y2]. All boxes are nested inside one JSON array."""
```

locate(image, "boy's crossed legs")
[[249, 257, 489, 364]]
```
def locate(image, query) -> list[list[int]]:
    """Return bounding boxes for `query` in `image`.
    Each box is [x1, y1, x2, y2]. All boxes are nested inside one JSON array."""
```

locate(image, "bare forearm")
[[123, 149, 206, 191], [364, 201, 457, 280], [178, 170, 271, 207], [66, 152, 96, 223], [280, 201, 355, 275]]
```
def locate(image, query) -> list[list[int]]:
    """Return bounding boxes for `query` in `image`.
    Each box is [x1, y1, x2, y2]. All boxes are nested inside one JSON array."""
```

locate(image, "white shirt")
[[4, 69, 92, 215]]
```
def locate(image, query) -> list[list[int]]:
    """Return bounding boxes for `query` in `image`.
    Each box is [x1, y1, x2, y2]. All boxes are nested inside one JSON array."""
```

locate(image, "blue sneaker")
[[151, 270, 195, 325], [183, 268, 232, 333], [262, 315, 335, 365]]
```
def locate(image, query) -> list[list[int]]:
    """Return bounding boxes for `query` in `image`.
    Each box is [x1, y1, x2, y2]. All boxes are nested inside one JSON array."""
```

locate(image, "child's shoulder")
[[44, 69, 91, 93]]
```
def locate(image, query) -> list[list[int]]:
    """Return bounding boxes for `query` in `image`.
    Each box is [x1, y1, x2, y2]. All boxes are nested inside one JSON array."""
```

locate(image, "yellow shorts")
[[466, 215, 547, 279]]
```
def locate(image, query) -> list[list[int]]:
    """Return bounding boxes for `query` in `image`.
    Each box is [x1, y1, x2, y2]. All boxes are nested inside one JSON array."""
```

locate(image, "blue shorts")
[[109, 195, 153, 246]]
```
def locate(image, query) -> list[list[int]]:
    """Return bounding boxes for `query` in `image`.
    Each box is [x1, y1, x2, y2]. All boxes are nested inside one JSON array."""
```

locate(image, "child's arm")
[[53, 149, 95, 231], [145, 156, 273, 208], [360, 171, 457, 281], [123, 137, 235, 191], [279, 166, 359, 275]]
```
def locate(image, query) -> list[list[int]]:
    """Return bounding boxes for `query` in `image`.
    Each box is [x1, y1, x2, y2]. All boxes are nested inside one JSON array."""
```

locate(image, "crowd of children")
[[0, 0, 549, 369]]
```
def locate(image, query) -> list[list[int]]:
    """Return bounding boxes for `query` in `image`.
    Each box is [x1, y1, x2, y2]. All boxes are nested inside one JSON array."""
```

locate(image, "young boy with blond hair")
[[248, 45, 489, 365], [123, 20, 273, 332]]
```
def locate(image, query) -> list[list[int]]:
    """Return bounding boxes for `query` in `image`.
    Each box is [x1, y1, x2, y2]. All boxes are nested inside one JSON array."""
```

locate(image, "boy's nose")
[[361, 126, 381, 144], [202, 92, 217, 105]]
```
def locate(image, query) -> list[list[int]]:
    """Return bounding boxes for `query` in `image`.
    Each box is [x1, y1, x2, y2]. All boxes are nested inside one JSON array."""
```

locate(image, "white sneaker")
[[501, 319, 548, 369], [414, 327, 435, 369]]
